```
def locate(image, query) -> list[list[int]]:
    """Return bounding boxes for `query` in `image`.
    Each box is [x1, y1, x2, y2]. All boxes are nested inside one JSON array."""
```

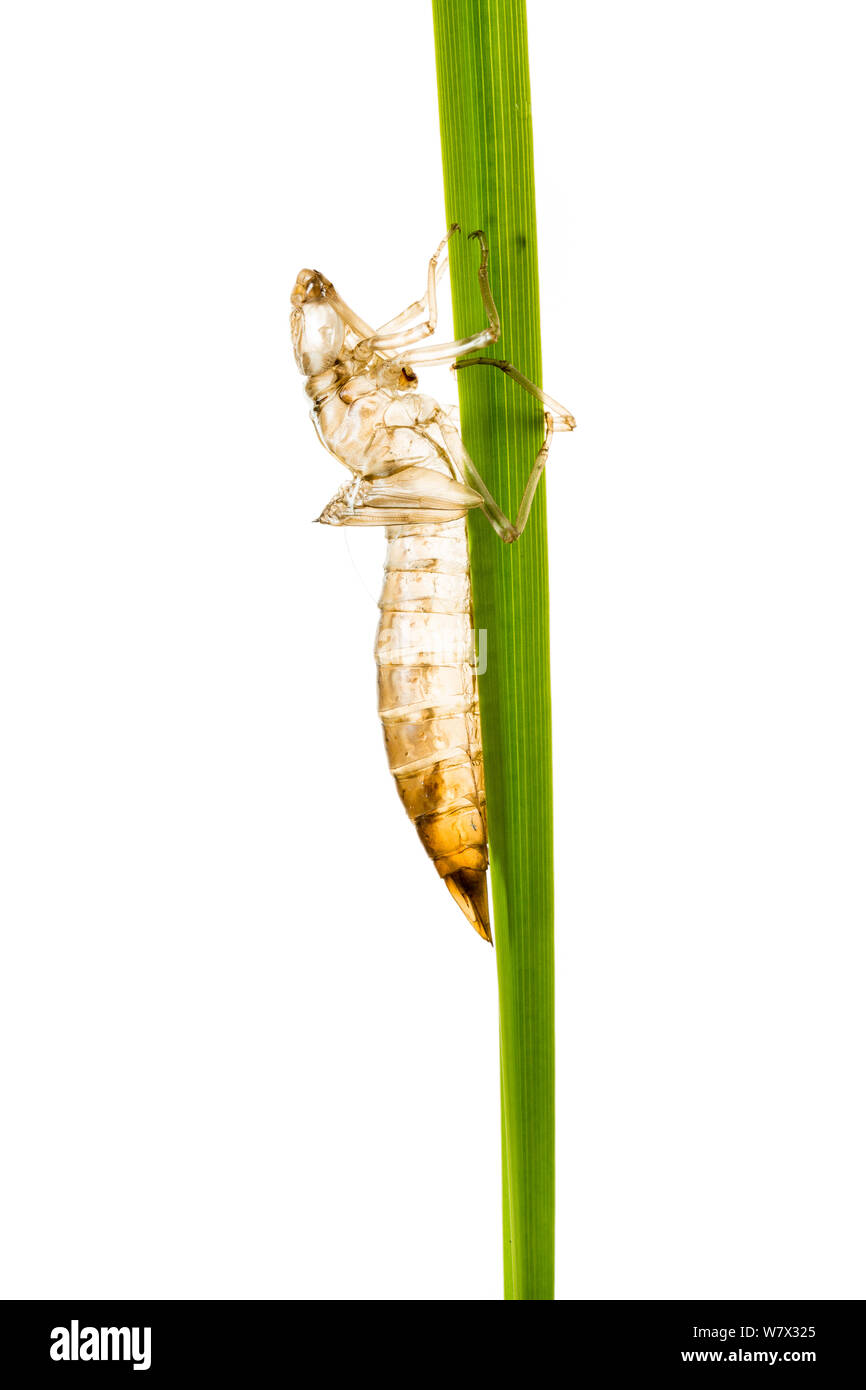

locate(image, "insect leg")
[[366, 225, 458, 340], [355, 225, 458, 359], [438, 411, 555, 544], [395, 231, 502, 366], [453, 356, 576, 431]]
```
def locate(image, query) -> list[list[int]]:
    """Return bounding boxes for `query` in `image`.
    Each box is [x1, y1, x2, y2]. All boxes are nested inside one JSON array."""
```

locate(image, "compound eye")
[[292, 300, 345, 375]]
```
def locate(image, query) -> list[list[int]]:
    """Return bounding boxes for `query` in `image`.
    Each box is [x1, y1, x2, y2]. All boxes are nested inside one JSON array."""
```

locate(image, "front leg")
[[397, 231, 502, 366], [354, 224, 458, 358]]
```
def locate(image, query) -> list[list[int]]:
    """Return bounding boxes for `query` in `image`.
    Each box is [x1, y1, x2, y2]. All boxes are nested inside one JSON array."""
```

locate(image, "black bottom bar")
[[2, 1299, 862, 1377]]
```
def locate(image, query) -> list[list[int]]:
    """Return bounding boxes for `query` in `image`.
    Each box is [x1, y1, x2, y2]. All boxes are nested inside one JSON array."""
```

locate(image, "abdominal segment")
[[376, 519, 490, 941]]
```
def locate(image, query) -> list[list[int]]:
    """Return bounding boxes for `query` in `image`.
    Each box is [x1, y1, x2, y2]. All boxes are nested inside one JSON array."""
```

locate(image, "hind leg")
[[454, 356, 575, 431], [437, 410, 555, 543]]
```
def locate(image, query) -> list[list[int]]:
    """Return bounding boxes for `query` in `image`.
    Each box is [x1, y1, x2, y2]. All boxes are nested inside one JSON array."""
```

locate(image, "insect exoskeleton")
[[292, 226, 575, 940]]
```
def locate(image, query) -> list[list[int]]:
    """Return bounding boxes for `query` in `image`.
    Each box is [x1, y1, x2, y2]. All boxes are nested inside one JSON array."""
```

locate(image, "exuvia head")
[[291, 268, 345, 377]]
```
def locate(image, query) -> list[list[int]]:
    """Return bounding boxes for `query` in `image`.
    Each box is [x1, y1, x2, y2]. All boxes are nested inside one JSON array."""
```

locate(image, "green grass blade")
[[500, 1036, 515, 1299], [432, 0, 555, 1300]]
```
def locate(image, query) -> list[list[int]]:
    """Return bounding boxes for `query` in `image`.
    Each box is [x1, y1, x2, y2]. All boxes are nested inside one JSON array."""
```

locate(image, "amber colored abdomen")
[[376, 520, 490, 940]]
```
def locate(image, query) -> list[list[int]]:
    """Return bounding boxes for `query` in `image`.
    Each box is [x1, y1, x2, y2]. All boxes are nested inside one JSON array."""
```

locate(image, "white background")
[[1, 1, 864, 1300]]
